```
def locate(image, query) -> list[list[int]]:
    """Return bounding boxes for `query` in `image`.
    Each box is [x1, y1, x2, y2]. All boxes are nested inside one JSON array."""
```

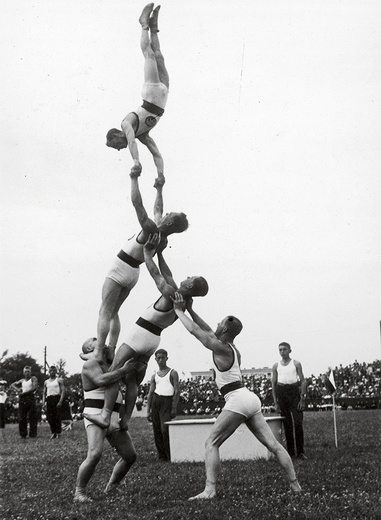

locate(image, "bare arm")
[[170, 370, 180, 419], [130, 174, 158, 235], [144, 235, 176, 297], [138, 133, 164, 180], [295, 361, 306, 393], [172, 293, 224, 354], [122, 119, 142, 174], [10, 379, 22, 392], [57, 379, 65, 406], [83, 358, 135, 388], [186, 298, 214, 334], [272, 363, 280, 411], [295, 360, 306, 410], [157, 251, 178, 289], [153, 178, 165, 224]]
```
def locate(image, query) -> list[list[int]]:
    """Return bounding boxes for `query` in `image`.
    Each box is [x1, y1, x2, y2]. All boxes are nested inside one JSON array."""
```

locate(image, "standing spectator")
[[0, 380, 8, 430], [146, 349, 180, 461], [272, 342, 307, 459], [42, 366, 65, 439], [10, 366, 39, 438]]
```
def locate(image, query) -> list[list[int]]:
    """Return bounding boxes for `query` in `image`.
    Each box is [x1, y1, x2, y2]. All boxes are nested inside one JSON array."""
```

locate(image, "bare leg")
[[245, 413, 302, 493], [104, 430, 137, 493], [189, 410, 243, 500], [119, 377, 138, 431], [149, 6, 169, 87], [74, 425, 106, 502], [95, 278, 124, 363], [108, 286, 131, 348], [141, 27, 160, 84]]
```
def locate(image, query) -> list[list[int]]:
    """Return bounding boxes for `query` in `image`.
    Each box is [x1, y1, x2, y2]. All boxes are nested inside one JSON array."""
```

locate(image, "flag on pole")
[[325, 367, 336, 394]]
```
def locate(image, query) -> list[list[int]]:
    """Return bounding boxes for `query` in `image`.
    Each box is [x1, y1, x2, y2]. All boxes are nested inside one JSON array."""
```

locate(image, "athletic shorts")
[[83, 389, 122, 435], [141, 82, 168, 109], [106, 256, 140, 289], [123, 323, 161, 357], [223, 387, 261, 419]]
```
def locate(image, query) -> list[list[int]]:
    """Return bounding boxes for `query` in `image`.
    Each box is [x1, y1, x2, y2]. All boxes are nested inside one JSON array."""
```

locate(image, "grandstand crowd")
[[2, 359, 380, 423]]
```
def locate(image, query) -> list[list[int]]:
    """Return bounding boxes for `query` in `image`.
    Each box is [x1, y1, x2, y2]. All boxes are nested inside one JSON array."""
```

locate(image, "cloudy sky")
[[1, 0, 380, 382]]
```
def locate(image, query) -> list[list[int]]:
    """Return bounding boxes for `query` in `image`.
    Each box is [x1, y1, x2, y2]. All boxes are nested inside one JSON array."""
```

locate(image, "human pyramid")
[[74, 4, 302, 504]]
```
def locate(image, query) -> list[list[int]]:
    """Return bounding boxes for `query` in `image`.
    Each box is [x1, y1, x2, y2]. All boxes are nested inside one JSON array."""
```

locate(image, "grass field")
[[1, 410, 380, 520]]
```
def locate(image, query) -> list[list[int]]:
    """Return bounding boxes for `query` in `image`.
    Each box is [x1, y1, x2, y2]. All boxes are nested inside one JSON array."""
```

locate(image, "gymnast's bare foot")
[[139, 3, 154, 29], [74, 488, 93, 503], [104, 482, 121, 494], [188, 489, 216, 500], [149, 5, 160, 32], [290, 479, 302, 493]]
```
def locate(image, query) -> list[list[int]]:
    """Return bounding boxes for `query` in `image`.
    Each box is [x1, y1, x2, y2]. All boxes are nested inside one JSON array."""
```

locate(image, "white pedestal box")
[[166, 416, 284, 463]]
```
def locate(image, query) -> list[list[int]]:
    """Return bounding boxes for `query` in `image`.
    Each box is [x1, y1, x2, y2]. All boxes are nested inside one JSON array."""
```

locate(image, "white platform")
[[166, 416, 284, 463]]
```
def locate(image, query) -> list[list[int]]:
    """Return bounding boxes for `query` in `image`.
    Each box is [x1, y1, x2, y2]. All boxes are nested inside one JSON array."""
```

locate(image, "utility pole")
[[44, 346, 48, 377]]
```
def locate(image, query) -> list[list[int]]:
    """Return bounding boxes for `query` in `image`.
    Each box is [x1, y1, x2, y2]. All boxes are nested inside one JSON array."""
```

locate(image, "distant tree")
[[0, 353, 44, 391], [64, 373, 83, 412], [0, 350, 8, 363], [53, 358, 69, 378], [65, 373, 82, 387]]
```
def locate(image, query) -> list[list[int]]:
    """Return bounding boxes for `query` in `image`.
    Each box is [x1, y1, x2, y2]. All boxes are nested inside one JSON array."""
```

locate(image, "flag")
[[325, 367, 336, 394]]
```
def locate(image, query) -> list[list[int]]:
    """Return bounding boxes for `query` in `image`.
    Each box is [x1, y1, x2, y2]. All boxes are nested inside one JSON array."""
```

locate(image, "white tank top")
[[140, 298, 177, 329], [154, 369, 174, 396], [277, 360, 298, 384], [22, 379, 34, 393], [46, 378, 61, 397], [213, 343, 242, 390]]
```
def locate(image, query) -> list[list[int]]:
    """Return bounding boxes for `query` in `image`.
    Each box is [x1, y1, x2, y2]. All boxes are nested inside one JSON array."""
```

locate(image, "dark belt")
[[142, 99, 165, 117], [136, 317, 163, 336], [117, 250, 142, 268], [220, 381, 244, 397], [84, 399, 120, 413], [277, 383, 299, 389]]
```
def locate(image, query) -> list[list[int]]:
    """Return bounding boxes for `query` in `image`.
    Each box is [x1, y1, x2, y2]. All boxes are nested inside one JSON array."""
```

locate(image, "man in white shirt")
[[272, 342, 307, 460], [146, 349, 179, 461], [42, 366, 65, 439], [10, 366, 39, 438]]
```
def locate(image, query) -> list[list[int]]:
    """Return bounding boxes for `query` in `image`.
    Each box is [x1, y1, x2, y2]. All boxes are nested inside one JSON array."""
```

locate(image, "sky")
[[1, 0, 380, 382]]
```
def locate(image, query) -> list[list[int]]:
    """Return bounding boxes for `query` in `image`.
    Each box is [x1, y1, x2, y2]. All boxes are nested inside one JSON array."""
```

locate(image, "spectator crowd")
[[1, 359, 380, 423]]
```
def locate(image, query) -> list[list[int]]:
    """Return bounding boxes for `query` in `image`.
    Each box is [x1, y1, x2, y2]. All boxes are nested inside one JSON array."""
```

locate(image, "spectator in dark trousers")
[[42, 366, 65, 439], [10, 366, 39, 438], [0, 380, 8, 429], [272, 342, 307, 459], [147, 349, 179, 461]]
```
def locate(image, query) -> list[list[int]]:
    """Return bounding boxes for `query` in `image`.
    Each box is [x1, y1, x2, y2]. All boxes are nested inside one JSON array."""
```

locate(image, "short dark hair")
[[190, 277, 209, 297], [279, 342, 291, 349], [171, 212, 189, 233], [106, 128, 127, 146], [155, 349, 168, 357], [226, 316, 243, 338], [23, 366, 31, 371]]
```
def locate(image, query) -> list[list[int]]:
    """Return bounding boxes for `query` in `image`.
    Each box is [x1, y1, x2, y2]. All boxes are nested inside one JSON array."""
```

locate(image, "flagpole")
[[332, 393, 338, 448]]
